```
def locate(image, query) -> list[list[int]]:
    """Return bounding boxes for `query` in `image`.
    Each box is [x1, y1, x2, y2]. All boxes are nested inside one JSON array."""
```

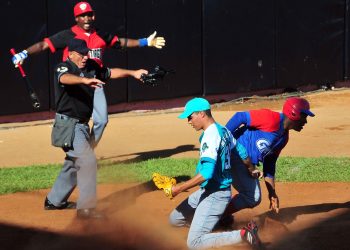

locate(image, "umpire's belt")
[[56, 113, 89, 124]]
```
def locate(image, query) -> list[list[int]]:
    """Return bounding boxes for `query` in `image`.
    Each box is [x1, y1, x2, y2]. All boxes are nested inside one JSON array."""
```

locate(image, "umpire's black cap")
[[67, 39, 90, 55]]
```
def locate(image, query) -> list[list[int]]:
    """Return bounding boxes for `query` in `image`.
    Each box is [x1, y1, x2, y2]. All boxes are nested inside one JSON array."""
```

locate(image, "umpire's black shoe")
[[77, 208, 106, 220], [44, 197, 76, 210]]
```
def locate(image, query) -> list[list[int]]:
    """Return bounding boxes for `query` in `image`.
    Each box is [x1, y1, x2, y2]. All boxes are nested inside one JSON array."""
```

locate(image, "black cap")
[[67, 38, 90, 55]]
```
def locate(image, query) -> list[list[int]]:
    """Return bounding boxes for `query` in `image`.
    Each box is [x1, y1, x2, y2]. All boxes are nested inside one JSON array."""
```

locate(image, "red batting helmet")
[[282, 97, 315, 121], [74, 2, 94, 17]]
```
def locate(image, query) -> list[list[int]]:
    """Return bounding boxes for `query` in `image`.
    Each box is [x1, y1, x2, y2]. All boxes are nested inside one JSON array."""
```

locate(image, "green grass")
[[0, 157, 349, 195], [275, 157, 350, 182], [97, 158, 197, 183], [0, 164, 61, 195]]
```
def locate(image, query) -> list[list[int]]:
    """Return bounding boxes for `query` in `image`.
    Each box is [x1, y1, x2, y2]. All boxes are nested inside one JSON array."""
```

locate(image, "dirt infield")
[[0, 89, 350, 249]]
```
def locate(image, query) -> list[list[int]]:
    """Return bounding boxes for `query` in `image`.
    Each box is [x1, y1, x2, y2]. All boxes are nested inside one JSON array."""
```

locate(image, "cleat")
[[241, 220, 261, 249], [44, 197, 76, 210]]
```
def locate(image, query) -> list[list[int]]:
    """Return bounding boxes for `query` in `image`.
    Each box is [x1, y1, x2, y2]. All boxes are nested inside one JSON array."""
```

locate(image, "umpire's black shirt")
[[54, 59, 111, 121]]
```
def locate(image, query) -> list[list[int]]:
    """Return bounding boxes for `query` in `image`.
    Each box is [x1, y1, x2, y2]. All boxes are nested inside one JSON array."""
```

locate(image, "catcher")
[[219, 97, 315, 225], [153, 97, 262, 249]]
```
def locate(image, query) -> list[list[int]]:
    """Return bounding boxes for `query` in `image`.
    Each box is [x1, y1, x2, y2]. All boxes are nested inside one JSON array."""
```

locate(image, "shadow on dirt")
[[98, 144, 198, 164], [220, 202, 350, 249], [0, 220, 182, 250], [255, 201, 350, 250], [269, 208, 350, 250], [258, 201, 350, 224], [0, 222, 119, 250], [1, 200, 348, 250], [98, 175, 191, 214]]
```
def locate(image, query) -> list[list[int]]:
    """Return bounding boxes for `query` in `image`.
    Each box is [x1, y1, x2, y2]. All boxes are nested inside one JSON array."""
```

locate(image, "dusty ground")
[[0, 89, 349, 249]]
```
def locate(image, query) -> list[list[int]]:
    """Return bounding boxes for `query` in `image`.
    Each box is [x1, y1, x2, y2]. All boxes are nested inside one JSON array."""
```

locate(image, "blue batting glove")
[[12, 50, 28, 66]]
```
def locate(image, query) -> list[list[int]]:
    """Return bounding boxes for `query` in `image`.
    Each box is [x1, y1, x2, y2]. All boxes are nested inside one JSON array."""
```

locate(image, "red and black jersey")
[[44, 25, 121, 66]]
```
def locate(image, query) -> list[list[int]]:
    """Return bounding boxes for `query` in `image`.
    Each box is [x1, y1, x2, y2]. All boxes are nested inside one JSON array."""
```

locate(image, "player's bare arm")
[[60, 73, 104, 88], [242, 158, 263, 179], [171, 174, 205, 197], [119, 31, 165, 49], [12, 41, 50, 66], [26, 41, 50, 55], [265, 177, 279, 213], [110, 68, 148, 80]]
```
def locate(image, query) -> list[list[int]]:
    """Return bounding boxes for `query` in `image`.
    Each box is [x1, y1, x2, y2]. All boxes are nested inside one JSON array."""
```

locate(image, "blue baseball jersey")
[[226, 109, 289, 178], [195, 123, 235, 190]]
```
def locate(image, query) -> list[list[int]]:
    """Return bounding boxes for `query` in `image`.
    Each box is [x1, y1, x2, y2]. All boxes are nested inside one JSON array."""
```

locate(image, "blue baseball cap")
[[178, 97, 211, 119]]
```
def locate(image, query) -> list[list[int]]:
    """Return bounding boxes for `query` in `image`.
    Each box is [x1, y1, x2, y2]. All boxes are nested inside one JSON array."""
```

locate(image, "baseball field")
[[0, 89, 349, 249]]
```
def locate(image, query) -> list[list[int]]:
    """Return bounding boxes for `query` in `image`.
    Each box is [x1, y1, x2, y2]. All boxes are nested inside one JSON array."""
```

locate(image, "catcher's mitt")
[[152, 172, 176, 199], [141, 65, 175, 86]]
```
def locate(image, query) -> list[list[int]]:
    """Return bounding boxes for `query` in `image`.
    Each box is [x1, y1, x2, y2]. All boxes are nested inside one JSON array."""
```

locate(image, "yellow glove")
[[163, 186, 173, 198], [147, 31, 166, 49], [152, 173, 176, 198]]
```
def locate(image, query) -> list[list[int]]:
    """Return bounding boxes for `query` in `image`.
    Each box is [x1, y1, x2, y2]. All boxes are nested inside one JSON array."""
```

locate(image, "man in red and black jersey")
[[12, 1, 165, 147]]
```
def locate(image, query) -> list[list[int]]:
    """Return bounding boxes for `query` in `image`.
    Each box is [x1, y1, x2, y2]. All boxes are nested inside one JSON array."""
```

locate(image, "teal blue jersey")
[[195, 123, 235, 189]]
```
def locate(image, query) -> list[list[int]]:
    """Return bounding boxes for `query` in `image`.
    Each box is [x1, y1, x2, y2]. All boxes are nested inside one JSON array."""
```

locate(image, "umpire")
[[46, 38, 147, 219]]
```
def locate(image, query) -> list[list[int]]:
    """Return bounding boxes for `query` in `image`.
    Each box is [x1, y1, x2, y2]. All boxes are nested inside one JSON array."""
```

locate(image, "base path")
[[0, 182, 349, 249], [1, 89, 350, 167]]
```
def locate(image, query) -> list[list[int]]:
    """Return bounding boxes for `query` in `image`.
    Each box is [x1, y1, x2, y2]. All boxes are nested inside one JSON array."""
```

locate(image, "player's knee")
[[254, 192, 262, 206], [94, 117, 108, 128], [169, 211, 186, 227], [246, 194, 261, 208], [187, 237, 200, 250], [169, 214, 180, 226], [101, 115, 109, 125], [249, 199, 261, 208]]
